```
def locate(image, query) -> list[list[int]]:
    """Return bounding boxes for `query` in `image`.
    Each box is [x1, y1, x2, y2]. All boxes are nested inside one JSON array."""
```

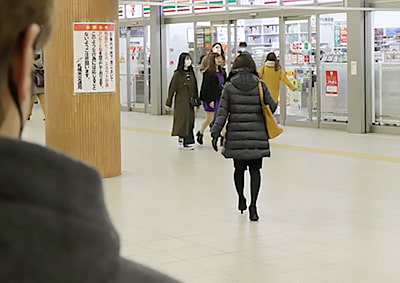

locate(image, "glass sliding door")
[[319, 13, 348, 123], [371, 11, 400, 127], [282, 17, 317, 124], [119, 26, 151, 112]]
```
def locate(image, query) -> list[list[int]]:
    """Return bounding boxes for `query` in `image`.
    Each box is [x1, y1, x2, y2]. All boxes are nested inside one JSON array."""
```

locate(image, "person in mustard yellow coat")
[[257, 52, 296, 102]]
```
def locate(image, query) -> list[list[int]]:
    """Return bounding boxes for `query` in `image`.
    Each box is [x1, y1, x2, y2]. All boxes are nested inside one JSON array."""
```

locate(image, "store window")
[[237, 18, 279, 68], [165, 23, 195, 83], [372, 11, 400, 126], [319, 13, 348, 123]]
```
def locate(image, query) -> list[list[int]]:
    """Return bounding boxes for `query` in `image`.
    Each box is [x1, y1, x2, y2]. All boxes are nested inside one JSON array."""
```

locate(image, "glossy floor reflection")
[[25, 106, 400, 283]]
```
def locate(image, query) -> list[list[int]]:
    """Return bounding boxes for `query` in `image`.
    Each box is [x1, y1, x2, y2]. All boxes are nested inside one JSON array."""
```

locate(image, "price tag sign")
[[290, 41, 303, 53], [290, 41, 311, 53]]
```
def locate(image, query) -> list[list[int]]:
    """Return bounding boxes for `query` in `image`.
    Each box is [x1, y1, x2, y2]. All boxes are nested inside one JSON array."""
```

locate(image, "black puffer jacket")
[[211, 68, 277, 159]]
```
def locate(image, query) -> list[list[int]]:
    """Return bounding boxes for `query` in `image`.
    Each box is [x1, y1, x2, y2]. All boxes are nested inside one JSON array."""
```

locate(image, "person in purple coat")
[[196, 52, 227, 145]]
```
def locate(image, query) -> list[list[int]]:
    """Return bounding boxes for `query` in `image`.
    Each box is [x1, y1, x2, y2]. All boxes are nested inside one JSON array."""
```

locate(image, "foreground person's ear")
[[12, 23, 41, 106]]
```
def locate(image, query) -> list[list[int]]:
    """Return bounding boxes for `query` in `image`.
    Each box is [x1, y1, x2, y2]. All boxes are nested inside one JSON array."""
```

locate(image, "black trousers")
[[181, 121, 195, 146], [182, 130, 194, 146]]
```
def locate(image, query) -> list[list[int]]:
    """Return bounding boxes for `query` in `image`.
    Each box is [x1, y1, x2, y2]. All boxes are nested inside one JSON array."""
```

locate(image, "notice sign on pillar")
[[325, 70, 338, 96], [73, 22, 116, 94]]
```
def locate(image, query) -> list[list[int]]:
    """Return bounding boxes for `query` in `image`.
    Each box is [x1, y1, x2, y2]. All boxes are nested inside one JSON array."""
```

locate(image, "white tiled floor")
[[26, 106, 400, 282]]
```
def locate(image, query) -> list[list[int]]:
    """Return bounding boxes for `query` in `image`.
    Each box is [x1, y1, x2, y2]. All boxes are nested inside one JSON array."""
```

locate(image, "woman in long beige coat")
[[165, 53, 199, 149]]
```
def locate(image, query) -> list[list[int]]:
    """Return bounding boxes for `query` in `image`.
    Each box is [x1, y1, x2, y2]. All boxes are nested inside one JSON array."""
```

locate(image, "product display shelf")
[[244, 24, 279, 47]]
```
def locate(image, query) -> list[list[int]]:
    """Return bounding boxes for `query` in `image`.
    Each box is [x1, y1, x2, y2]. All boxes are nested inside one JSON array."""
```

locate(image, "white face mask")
[[239, 48, 246, 52], [212, 46, 221, 55], [184, 59, 192, 67]]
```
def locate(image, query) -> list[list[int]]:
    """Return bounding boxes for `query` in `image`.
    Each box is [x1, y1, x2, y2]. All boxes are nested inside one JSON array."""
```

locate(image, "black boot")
[[249, 206, 259, 221], [249, 168, 261, 221], [220, 136, 224, 146], [196, 131, 203, 145], [234, 168, 245, 214], [238, 197, 247, 214]]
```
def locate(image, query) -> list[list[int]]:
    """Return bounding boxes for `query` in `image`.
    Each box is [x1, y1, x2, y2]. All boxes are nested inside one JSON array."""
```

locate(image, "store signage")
[[290, 41, 303, 53], [118, 5, 125, 19], [290, 41, 311, 53], [284, 0, 313, 4], [73, 23, 116, 94], [340, 26, 347, 43], [163, 0, 191, 14], [143, 5, 151, 17], [126, 4, 143, 18], [194, 0, 224, 12], [325, 70, 338, 96], [334, 24, 340, 47], [240, 0, 276, 5]]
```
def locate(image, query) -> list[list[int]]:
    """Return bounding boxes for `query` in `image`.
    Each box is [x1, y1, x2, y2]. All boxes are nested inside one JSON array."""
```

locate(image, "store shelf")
[[244, 24, 279, 47]]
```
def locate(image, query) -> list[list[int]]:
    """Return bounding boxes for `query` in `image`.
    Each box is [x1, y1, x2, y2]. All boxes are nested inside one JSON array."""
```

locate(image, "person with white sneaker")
[[165, 52, 200, 150]]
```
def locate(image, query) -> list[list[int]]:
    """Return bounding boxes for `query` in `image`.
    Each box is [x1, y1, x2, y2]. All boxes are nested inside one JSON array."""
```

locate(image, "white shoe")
[[182, 144, 195, 150]]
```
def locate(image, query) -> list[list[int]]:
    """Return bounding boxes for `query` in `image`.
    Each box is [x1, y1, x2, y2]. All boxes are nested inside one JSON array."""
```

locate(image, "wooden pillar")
[[45, 0, 121, 178]]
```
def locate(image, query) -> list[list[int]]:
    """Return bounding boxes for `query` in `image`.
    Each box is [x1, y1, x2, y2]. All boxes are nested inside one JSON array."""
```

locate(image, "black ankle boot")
[[220, 136, 224, 146], [249, 206, 259, 221], [196, 131, 203, 145], [238, 197, 247, 214]]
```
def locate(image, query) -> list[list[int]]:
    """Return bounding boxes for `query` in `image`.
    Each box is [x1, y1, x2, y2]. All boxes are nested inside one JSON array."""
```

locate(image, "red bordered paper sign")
[[325, 70, 338, 96], [73, 22, 116, 94]]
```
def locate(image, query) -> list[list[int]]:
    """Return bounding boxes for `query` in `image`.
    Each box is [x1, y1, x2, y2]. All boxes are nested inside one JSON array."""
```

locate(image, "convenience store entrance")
[[119, 25, 151, 112], [164, 13, 349, 129], [281, 16, 318, 127]]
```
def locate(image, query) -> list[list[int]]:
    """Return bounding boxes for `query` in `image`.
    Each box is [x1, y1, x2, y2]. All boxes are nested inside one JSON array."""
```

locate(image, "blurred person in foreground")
[[0, 1, 179, 282], [211, 53, 277, 221]]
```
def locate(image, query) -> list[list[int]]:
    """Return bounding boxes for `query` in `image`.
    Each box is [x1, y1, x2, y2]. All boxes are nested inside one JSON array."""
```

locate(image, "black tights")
[[234, 167, 261, 207]]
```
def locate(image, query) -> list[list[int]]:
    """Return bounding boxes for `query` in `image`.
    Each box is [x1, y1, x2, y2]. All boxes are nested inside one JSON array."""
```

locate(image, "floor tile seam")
[[121, 124, 400, 163], [272, 143, 400, 163]]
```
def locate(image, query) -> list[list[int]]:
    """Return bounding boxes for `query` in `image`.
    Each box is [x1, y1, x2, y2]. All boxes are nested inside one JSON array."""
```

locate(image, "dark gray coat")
[[0, 137, 179, 283], [211, 68, 277, 160]]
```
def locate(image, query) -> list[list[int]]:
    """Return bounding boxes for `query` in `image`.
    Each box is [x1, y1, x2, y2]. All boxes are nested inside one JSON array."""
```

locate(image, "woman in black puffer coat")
[[211, 53, 277, 221]]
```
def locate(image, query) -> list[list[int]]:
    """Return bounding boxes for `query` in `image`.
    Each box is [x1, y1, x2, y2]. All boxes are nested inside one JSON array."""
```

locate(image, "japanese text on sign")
[[326, 70, 338, 96], [73, 22, 116, 94], [290, 41, 311, 53]]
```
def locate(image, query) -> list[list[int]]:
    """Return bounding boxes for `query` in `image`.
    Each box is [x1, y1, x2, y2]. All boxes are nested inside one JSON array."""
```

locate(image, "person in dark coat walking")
[[166, 53, 199, 149], [211, 53, 277, 221], [196, 52, 226, 145]]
